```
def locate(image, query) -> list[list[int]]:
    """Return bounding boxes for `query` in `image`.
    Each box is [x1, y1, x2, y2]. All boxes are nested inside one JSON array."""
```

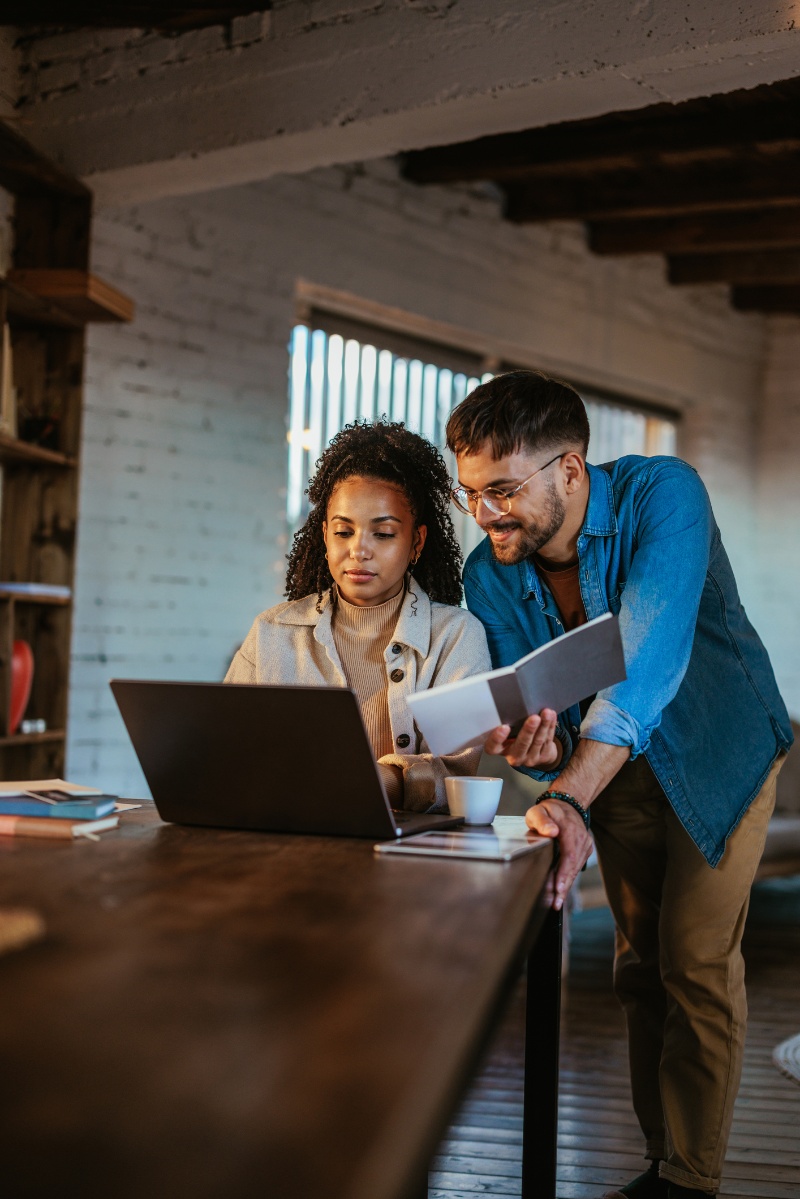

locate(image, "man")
[[445, 370, 792, 1199]]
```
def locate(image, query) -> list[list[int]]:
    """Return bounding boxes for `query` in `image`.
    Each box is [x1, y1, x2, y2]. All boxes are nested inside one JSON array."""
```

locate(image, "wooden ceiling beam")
[[668, 250, 800, 286], [731, 286, 800, 314], [589, 208, 800, 256], [400, 75, 800, 320], [402, 80, 800, 185], [503, 157, 800, 223], [404, 130, 800, 186]]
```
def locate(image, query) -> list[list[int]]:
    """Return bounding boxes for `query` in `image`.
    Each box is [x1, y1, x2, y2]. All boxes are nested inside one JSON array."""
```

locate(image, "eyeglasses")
[[450, 452, 566, 516]]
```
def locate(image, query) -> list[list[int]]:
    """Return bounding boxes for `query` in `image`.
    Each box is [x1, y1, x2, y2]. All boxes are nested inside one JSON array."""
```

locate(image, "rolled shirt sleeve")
[[580, 461, 714, 756]]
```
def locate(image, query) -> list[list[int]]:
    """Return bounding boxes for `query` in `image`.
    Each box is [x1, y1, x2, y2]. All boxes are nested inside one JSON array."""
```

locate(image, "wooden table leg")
[[407, 1171, 428, 1199], [522, 906, 563, 1199]]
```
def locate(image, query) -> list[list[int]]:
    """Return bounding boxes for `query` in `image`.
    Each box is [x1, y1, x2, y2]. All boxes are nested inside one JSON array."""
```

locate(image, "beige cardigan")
[[224, 579, 491, 812]]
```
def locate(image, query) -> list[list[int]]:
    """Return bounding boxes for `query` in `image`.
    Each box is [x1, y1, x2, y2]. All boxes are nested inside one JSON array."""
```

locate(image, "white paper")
[[407, 613, 626, 756], [407, 674, 502, 755]]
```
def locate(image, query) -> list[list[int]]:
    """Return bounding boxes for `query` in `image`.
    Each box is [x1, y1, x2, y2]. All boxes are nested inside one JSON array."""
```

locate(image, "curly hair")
[[285, 420, 464, 608]]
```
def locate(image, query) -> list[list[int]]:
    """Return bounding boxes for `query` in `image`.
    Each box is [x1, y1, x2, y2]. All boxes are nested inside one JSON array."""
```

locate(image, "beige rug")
[[773, 1032, 800, 1085]]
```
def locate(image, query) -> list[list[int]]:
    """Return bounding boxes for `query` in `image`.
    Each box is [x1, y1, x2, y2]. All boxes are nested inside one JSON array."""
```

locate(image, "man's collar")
[[581, 463, 618, 537], [522, 558, 543, 602]]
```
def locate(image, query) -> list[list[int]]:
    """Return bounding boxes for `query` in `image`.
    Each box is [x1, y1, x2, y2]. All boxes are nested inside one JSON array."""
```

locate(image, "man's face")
[[454, 442, 567, 565]]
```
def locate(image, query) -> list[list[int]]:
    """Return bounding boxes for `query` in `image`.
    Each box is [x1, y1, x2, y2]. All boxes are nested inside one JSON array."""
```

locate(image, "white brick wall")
[[68, 159, 772, 794], [70, 195, 290, 794]]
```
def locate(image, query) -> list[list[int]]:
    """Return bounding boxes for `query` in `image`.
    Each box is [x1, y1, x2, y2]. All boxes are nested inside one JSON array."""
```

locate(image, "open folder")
[[406, 612, 626, 755]]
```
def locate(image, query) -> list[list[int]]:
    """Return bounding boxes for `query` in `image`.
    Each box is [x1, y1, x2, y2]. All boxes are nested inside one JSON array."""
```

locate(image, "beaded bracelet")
[[535, 788, 591, 830]]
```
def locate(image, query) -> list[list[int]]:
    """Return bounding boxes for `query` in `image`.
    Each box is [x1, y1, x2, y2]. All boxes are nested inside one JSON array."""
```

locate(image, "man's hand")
[[523, 738, 631, 910], [484, 709, 562, 769], [526, 798, 593, 911]]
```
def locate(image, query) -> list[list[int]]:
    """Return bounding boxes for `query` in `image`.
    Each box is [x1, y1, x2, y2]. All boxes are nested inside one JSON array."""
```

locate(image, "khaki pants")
[[590, 753, 783, 1193]]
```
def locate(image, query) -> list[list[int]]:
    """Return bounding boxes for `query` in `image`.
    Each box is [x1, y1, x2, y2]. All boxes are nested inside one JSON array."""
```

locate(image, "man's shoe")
[[599, 1161, 668, 1199]]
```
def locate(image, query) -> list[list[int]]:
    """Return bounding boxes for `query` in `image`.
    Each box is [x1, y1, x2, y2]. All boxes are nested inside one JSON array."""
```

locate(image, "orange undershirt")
[[533, 556, 587, 632], [534, 555, 593, 721]]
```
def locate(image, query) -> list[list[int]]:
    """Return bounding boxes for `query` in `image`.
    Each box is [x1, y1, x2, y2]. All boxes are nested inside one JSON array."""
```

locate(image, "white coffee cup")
[[445, 776, 503, 825]]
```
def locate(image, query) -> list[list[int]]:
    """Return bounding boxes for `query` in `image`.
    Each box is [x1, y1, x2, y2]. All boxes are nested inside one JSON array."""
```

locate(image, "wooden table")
[[0, 807, 561, 1199]]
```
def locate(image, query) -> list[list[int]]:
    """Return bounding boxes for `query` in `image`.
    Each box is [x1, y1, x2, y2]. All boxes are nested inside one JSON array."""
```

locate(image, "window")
[[286, 318, 678, 560], [582, 393, 677, 462]]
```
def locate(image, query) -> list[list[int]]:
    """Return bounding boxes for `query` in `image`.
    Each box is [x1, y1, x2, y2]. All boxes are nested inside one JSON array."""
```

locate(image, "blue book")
[[0, 790, 117, 820]]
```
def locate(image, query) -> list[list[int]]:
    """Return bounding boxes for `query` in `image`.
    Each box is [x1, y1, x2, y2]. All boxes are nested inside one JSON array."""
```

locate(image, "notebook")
[[407, 611, 626, 755], [110, 679, 464, 840]]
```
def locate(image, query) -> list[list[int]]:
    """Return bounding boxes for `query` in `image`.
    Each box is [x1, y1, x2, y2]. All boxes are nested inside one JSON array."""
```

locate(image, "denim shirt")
[[463, 456, 793, 866]]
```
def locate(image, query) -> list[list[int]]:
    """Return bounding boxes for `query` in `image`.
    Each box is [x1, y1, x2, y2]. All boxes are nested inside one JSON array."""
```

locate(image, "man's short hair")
[[445, 369, 590, 459]]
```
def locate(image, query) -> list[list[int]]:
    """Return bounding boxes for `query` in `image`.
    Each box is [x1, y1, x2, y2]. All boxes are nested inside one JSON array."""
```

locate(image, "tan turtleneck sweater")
[[332, 586, 405, 804]]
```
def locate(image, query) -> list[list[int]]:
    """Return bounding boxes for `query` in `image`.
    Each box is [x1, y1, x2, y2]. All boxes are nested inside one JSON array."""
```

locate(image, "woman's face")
[[323, 475, 426, 607]]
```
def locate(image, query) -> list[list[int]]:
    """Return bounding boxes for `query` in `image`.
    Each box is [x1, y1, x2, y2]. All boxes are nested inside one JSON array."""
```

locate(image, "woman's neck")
[[333, 584, 405, 629]]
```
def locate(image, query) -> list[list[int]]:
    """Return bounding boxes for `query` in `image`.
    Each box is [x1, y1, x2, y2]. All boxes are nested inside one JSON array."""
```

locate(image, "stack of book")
[[0, 779, 120, 840]]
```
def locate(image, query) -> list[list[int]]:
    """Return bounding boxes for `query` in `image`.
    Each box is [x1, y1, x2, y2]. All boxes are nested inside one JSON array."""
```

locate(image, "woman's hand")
[[484, 709, 562, 769]]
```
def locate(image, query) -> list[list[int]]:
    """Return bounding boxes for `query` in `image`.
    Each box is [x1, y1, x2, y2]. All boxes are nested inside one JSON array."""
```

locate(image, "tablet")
[[374, 824, 549, 862]]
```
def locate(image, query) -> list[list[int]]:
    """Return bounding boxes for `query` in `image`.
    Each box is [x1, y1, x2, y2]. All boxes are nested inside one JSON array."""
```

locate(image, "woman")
[[225, 420, 491, 812]]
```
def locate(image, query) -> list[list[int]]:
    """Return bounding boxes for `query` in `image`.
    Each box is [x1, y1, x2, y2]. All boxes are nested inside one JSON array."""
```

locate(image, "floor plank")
[[429, 875, 800, 1197]]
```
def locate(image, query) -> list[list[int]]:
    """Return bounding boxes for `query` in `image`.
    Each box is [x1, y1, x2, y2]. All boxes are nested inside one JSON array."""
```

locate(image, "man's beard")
[[486, 478, 566, 565]]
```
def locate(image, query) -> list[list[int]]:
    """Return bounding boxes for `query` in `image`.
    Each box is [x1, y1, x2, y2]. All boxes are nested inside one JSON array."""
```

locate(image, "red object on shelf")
[[10, 640, 34, 734]]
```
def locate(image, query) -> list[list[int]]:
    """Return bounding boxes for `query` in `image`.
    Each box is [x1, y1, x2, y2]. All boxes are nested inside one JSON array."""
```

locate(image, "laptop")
[[110, 679, 464, 839]]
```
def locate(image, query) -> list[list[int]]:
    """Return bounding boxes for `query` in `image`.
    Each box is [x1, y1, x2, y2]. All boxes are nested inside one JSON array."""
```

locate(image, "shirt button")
[[572, 725, 579, 735], [390, 668, 405, 683], [396, 733, 411, 748], [391, 643, 402, 655]]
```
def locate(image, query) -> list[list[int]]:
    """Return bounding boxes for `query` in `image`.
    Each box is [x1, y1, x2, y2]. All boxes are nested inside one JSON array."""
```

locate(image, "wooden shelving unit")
[[0, 121, 134, 778]]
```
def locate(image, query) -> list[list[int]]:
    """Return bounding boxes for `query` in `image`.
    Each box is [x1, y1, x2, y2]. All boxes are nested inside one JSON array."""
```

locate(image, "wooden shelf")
[[0, 432, 76, 469], [7, 270, 134, 324], [0, 729, 65, 747], [0, 585, 72, 605], [3, 279, 83, 330]]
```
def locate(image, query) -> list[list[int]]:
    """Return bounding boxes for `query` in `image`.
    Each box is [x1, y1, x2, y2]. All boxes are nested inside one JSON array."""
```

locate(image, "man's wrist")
[[547, 767, 593, 811], [536, 789, 590, 830]]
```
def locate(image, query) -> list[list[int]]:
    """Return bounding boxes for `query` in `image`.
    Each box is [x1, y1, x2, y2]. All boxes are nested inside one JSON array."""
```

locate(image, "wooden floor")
[[430, 876, 800, 1198]]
